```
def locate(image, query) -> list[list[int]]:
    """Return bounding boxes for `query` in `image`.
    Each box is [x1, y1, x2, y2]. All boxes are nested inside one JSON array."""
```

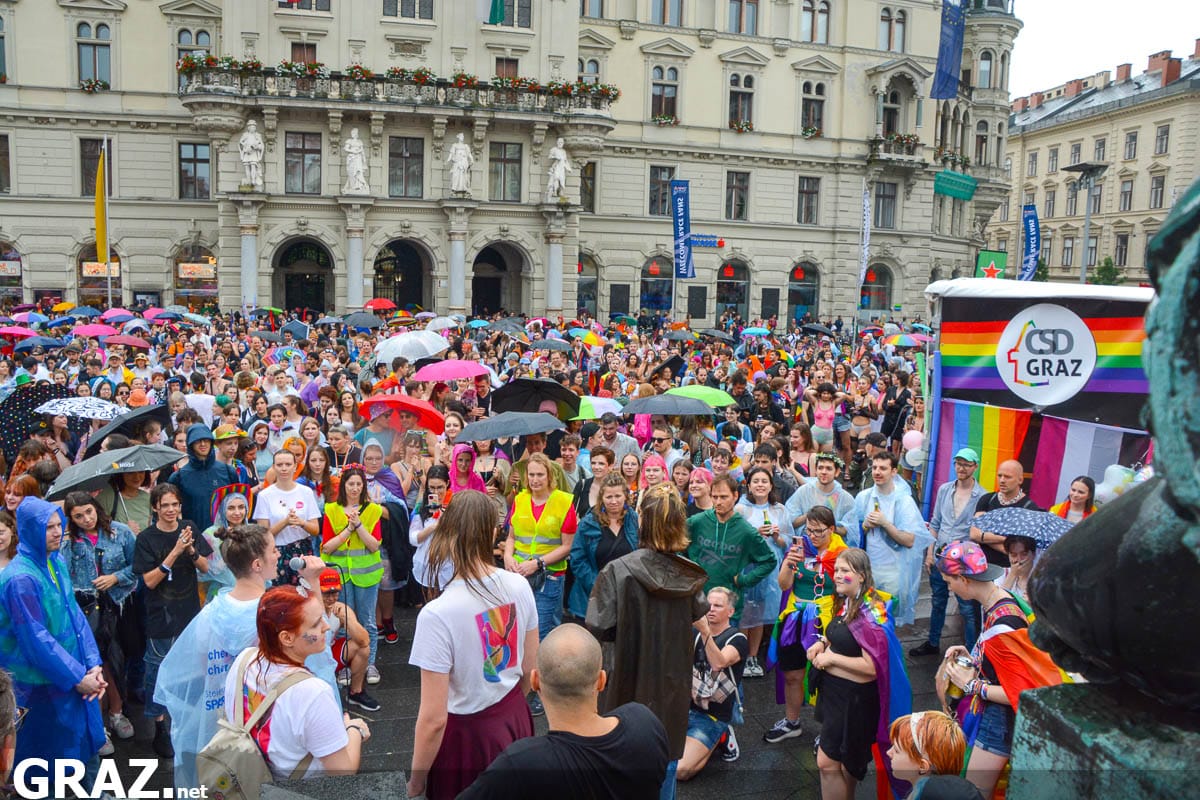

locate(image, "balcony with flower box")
[[867, 133, 927, 171]]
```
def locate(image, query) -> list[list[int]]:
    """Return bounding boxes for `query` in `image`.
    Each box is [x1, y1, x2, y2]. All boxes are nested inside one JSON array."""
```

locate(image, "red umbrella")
[[364, 298, 397, 311], [102, 334, 151, 349], [359, 393, 445, 435], [73, 323, 120, 337], [0, 326, 36, 339]]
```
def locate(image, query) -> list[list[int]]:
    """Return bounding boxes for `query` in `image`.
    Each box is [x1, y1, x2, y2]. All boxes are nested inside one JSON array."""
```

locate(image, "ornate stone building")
[[0, 0, 1019, 322]]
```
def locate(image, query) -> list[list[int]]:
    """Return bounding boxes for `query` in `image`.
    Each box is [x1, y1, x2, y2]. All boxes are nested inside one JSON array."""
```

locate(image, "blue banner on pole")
[[931, 0, 966, 100], [670, 180, 695, 279], [1019, 204, 1040, 281]]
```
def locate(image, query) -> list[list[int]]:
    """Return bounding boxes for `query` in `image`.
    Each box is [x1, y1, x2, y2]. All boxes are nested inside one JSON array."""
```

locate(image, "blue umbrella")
[[153, 311, 182, 321], [973, 507, 1075, 552], [468, 319, 490, 329], [122, 319, 150, 333], [911, 323, 932, 333], [14, 336, 63, 352], [316, 316, 342, 326], [106, 313, 134, 323], [741, 327, 771, 337], [183, 313, 210, 326], [47, 316, 76, 327], [72, 306, 102, 318]]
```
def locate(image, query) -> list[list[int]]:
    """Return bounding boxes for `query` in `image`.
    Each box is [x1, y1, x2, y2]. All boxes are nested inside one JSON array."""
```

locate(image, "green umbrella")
[[47, 444, 184, 500], [666, 385, 736, 408], [570, 396, 624, 421]]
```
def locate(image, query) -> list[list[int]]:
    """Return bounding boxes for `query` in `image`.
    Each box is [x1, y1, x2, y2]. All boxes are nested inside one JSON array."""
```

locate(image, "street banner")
[[931, 0, 967, 100], [1019, 204, 1040, 281], [670, 180, 695, 279], [858, 181, 871, 288], [1030, 415, 1151, 508]]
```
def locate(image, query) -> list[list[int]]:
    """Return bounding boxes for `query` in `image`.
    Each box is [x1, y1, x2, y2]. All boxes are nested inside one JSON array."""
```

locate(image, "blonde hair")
[[524, 452, 559, 492], [592, 472, 630, 526], [638, 482, 690, 553]]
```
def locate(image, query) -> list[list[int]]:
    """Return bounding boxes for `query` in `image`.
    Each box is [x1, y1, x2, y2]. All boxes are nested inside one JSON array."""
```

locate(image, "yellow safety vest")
[[324, 501, 384, 587], [511, 490, 573, 573]]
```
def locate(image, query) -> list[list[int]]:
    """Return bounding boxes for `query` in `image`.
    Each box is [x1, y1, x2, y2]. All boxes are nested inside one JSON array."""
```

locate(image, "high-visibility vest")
[[511, 490, 573, 573], [324, 501, 384, 587]]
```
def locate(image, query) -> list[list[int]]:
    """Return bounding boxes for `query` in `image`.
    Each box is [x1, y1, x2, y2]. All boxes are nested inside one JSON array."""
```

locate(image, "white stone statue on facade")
[[342, 128, 370, 195], [546, 137, 571, 201], [238, 120, 264, 191], [446, 133, 474, 196]]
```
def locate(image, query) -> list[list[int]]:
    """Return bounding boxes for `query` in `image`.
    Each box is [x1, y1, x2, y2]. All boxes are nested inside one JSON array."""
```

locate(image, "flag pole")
[[103, 136, 113, 308]]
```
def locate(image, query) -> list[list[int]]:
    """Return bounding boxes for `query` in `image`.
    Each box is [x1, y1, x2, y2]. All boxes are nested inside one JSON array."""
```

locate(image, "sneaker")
[[763, 717, 804, 743], [346, 691, 381, 713], [99, 734, 115, 757], [152, 719, 173, 759], [381, 622, 399, 644], [720, 727, 740, 762], [336, 668, 352, 687], [366, 665, 381, 685], [107, 712, 135, 740], [909, 641, 941, 658], [744, 656, 764, 678], [527, 692, 545, 717]]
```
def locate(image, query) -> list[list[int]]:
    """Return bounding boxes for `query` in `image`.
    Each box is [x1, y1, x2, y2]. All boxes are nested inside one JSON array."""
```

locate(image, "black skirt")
[[816, 672, 880, 780]]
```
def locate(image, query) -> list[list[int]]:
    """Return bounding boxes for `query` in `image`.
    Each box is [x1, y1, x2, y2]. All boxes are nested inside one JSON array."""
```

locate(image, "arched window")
[[975, 120, 988, 165], [802, 0, 814, 41], [177, 28, 211, 90], [578, 58, 600, 85], [77, 21, 111, 84], [651, 65, 678, 118], [0, 241, 22, 301], [802, 0, 829, 43], [801, 81, 825, 130], [729, 73, 753, 126], [577, 254, 599, 317], [640, 258, 673, 312], [77, 243, 122, 308], [787, 263, 819, 325], [1004, 155, 1012, 179], [995, 123, 1005, 166], [373, 240, 427, 310], [860, 264, 892, 313], [999, 52, 1009, 89], [894, 11, 905, 52], [878, 8, 891, 51], [174, 245, 217, 307], [882, 89, 901, 135], [716, 261, 749, 322], [979, 51, 993, 89], [817, 1, 829, 43]]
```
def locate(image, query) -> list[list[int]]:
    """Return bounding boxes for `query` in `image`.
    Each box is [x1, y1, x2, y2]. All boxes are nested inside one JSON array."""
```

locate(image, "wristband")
[[346, 725, 365, 739], [158, 563, 171, 576]]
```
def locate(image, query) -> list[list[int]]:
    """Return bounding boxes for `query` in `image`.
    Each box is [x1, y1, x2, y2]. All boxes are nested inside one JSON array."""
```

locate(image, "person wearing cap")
[[912, 448, 987, 658], [317, 567, 379, 712], [935, 541, 1064, 798], [213, 424, 253, 484], [130, 353, 152, 383]]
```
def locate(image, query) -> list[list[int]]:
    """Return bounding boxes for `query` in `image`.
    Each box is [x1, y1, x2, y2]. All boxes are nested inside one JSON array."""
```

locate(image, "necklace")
[[998, 490, 1026, 506]]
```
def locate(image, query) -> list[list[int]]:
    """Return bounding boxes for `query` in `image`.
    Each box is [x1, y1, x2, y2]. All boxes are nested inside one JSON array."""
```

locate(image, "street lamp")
[[1063, 161, 1108, 284]]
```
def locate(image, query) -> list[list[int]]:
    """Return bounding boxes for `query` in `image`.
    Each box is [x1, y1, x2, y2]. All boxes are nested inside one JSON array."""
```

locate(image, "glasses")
[[652, 437, 671, 443], [805, 526, 829, 536]]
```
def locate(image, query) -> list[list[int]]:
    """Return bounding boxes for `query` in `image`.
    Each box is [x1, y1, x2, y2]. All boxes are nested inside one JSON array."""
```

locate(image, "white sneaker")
[[366, 664, 381, 685], [744, 656, 765, 678], [336, 668, 351, 687], [99, 734, 115, 756], [107, 712, 135, 740]]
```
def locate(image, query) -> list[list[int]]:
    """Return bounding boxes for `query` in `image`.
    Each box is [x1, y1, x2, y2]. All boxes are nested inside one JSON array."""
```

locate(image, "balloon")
[[1095, 464, 1136, 505], [904, 448, 925, 468], [1133, 464, 1155, 485], [901, 430, 924, 452]]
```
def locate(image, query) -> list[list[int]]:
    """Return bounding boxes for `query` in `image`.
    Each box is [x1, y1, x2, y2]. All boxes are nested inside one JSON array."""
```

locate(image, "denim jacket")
[[63, 521, 139, 605]]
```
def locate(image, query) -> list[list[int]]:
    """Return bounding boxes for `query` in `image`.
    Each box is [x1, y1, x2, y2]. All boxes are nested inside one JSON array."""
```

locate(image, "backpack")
[[196, 655, 315, 800]]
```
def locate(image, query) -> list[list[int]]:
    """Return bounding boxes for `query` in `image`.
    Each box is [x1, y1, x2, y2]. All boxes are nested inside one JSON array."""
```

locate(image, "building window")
[[176, 28, 211, 90], [1069, 142, 1081, 165], [284, 132, 322, 194], [1040, 235, 1052, 266], [878, 8, 904, 52], [999, 201, 1009, 222], [651, 66, 678, 118], [1044, 189, 1055, 218], [0, 18, 6, 80], [716, 261, 750, 320], [997, 238, 1007, 252], [797, 176, 819, 224], [383, 0, 433, 19], [0, 241, 20, 300], [178, 142, 210, 200], [1115, 233, 1129, 267], [641, 257, 673, 310], [882, 90, 900, 135], [1066, 186, 1078, 216], [860, 264, 893, 311], [975, 121, 989, 165], [728, 73, 754, 126], [788, 263, 820, 324], [652, 0, 683, 25], [581, 0, 604, 18], [1094, 137, 1106, 162], [1155, 124, 1169, 155], [495, 58, 519, 80], [491, 0, 531, 26], [801, 0, 830, 43], [280, 0, 331, 8], [1026, 151, 1037, 177], [649, 165, 674, 216], [1047, 147, 1058, 173], [0, 135, 9, 194], [1089, 183, 1102, 214], [1023, 190, 1035, 208], [388, 136, 423, 198], [488, 142, 522, 202], [577, 58, 599, 84], [1062, 236, 1074, 267], [77, 22, 112, 85], [290, 42, 317, 63], [1124, 131, 1138, 160], [578, 254, 599, 316], [1150, 174, 1165, 208], [1004, 157, 1012, 179], [80, 138, 112, 197], [874, 181, 897, 229], [978, 51, 993, 89], [1086, 236, 1098, 267], [801, 82, 825, 131], [1119, 179, 1133, 211], [77, 244, 122, 308], [580, 161, 596, 213], [725, 171, 749, 220], [728, 0, 757, 34], [174, 245, 217, 304]]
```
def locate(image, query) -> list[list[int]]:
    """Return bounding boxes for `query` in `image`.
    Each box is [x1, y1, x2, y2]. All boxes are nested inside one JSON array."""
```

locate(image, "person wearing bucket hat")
[[935, 540, 1066, 798]]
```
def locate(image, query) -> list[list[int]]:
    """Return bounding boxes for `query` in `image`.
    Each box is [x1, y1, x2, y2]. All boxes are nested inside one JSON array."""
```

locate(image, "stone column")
[[338, 197, 375, 313], [540, 203, 572, 317], [234, 194, 266, 312], [440, 199, 478, 316]]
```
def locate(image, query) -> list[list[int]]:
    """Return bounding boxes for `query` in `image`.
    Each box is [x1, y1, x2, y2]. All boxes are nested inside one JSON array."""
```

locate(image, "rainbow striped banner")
[[933, 399, 1032, 495]]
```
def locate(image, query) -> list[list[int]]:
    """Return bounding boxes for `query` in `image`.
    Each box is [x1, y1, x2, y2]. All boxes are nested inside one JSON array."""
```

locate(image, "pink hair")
[[690, 467, 714, 484], [640, 454, 669, 490]]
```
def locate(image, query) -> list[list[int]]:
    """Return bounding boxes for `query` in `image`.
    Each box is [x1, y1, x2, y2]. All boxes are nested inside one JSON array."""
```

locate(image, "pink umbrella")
[[73, 323, 119, 337], [100, 308, 133, 321], [142, 307, 165, 319], [413, 360, 490, 382], [0, 326, 36, 339]]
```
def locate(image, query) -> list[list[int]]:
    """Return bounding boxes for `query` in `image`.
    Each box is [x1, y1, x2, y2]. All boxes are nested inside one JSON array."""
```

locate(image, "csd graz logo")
[[995, 303, 1097, 406]]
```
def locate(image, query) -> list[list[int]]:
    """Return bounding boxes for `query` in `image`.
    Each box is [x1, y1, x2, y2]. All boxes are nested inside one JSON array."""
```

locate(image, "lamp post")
[[1063, 161, 1108, 284]]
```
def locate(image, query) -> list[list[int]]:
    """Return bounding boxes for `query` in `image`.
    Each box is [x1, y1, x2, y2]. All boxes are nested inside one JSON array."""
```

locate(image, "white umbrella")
[[34, 397, 128, 421], [375, 330, 451, 363], [426, 316, 460, 333]]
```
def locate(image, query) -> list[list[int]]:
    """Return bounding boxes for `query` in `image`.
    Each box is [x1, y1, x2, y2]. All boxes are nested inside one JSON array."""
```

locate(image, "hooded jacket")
[[168, 424, 238, 531], [586, 548, 708, 759], [0, 497, 105, 763], [449, 442, 486, 493]]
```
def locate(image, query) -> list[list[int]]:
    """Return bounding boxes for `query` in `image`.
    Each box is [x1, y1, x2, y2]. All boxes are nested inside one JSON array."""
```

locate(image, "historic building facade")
[[986, 43, 1200, 283], [0, 0, 1019, 322]]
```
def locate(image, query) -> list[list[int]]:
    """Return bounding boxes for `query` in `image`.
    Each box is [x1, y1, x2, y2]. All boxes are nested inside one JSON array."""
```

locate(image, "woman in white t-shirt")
[[407, 489, 539, 800], [254, 449, 322, 586], [224, 586, 371, 780]]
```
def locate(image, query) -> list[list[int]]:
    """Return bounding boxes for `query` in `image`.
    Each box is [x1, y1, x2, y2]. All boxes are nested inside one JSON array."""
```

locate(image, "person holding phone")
[[410, 465, 453, 601]]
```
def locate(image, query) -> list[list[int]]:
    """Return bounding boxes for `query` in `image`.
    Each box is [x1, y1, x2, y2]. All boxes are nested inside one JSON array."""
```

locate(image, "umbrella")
[[316, 316, 342, 326], [458, 411, 565, 443], [622, 394, 714, 416], [412, 360, 490, 382], [860, 326, 883, 337], [664, 329, 697, 342], [13, 312, 48, 325], [654, 355, 687, 380], [100, 308, 133, 321], [121, 319, 150, 333], [163, 304, 188, 314], [252, 307, 284, 316], [263, 346, 304, 366], [47, 317, 76, 328], [359, 393, 445, 435], [375, 330, 451, 363], [364, 298, 397, 311], [106, 313, 135, 324], [884, 333, 930, 348], [972, 507, 1075, 552], [531, 339, 571, 352], [0, 382, 73, 462], [426, 316, 459, 333], [911, 323, 933, 333], [525, 317, 550, 330], [152, 311, 182, 322], [803, 323, 834, 336], [102, 334, 151, 349], [84, 404, 173, 458], [580, 331, 606, 347], [611, 314, 637, 325], [343, 311, 383, 329], [250, 329, 283, 344], [492, 378, 582, 419], [46, 444, 185, 501], [570, 396, 624, 421], [491, 318, 525, 334], [34, 397, 128, 421], [183, 313, 210, 326], [52, 301, 76, 313], [141, 307, 165, 319], [468, 319, 491, 329], [14, 336, 63, 353], [281, 320, 310, 340], [700, 328, 735, 344], [666, 385, 736, 407], [0, 326, 36, 339], [11, 304, 35, 313], [415, 311, 437, 321], [741, 327, 771, 337], [883, 323, 902, 335], [72, 306, 102, 318]]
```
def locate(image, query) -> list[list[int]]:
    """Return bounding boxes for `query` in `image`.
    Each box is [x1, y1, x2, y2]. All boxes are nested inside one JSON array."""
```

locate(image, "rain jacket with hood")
[[168, 424, 238, 531], [0, 497, 105, 766], [449, 442, 486, 493], [586, 548, 709, 759]]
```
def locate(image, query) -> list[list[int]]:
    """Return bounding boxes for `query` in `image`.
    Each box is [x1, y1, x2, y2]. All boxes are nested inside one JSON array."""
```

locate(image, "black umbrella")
[[47, 444, 185, 501], [491, 318, 526, 335], [652, 355, 687, 380], [492, 377, 581, 419], [458, 411, 565, 443], [0, 383, 73, 463], [700, 328, 735, 344], [803, 323, 834, 336], [531, 339, 571, 352], [664, 329, 697, 342], [84, 404, 173, 458], [344, 312, 383, 329], [250, 329, 283, 344], [622, 394, 714, 416]]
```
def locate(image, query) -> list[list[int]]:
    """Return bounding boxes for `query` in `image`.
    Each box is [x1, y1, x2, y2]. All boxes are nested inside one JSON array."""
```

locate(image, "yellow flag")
[[94, 146, 108, 264]]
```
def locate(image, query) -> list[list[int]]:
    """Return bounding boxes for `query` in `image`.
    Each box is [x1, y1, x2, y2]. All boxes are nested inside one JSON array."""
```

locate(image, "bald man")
[[460, 624, 669, 800], [970, 459, 1041, 568]]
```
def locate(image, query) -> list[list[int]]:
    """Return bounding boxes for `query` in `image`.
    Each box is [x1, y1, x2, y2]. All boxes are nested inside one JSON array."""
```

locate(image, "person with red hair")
[[886, 711, 974, 798], [224, 586, 371, 781]]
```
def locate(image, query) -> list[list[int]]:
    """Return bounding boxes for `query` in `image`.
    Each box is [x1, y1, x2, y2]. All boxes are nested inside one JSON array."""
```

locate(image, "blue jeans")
[[339, 581, 380, 665], [144, 635, 177, 718], [533, 573, 565, 640], [659, 760, 678, 800], [927, 567, 980, 650]]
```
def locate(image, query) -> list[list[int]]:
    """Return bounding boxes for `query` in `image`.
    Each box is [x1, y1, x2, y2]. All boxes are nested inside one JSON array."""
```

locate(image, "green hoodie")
[[686, 508, 776, 617]]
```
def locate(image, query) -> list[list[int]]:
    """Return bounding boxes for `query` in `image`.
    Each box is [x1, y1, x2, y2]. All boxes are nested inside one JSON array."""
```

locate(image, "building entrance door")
[[472, 277, 502, 316], [286, 273, 327, 314]]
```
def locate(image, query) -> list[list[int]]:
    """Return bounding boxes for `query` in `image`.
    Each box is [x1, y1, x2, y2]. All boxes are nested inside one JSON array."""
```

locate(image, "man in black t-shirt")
[[678, 587, 749, 782], [971, 459, 1042, 568], [460, 624, 669, 800]]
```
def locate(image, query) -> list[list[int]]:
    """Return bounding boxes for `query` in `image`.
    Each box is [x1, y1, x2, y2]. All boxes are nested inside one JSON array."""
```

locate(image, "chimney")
[[1012, 96, 1028, 112], [1194, 38, 1200, 60], [1147, 49, 1172, 74], [1065, 79, 1084, 97], [1162, 57, 1182, 87], [1031, 91, 1044, 108], [1116, 63, 1132, 81]]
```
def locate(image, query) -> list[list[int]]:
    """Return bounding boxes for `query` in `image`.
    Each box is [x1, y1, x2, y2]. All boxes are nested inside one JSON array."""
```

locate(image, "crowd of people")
[[0, 301, 1084, 799]]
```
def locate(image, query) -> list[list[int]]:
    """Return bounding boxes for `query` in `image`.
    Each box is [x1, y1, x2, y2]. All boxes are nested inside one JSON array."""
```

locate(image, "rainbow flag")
[[939, 317, 1148, 395], [933, 399, 1031, 494]]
